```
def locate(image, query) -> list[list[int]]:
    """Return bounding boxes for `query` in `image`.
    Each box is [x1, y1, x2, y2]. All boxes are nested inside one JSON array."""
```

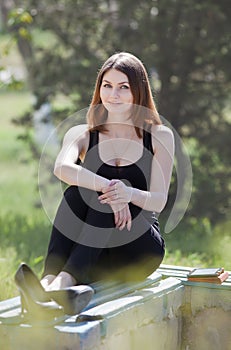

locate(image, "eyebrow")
[[102, 79, 129, 85]]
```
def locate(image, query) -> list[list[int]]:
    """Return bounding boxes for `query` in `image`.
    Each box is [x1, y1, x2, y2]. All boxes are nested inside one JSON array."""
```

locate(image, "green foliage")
[[0, 212, 51, 300], [2, 0, 230, 229], [0, 212, 50, 264], [0, 90, 50, 300], [0, 34, 26, 90], [162, 218, 231, 270], [0, 247, 19, 300], [0, 1, 231, 299], [163, 249, 208, 269]]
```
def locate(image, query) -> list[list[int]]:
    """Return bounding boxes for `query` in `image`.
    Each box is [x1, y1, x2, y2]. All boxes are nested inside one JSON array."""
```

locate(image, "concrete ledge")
[[0, 265, 230, 350]]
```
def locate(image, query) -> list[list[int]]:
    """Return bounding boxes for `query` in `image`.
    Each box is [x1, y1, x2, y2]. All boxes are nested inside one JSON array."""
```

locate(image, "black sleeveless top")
[[82, 128, 154, 193], [76, 127, 159, 247]]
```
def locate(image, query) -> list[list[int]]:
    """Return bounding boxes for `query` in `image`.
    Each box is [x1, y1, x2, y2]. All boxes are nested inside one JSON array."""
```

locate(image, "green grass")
[[0, 247, 18, 300], [0, 91, 51, 300], [0, 91, 38, 215]]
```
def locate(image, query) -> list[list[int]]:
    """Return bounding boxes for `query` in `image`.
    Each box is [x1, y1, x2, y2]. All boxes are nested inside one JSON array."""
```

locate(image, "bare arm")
[[99, 125, 175, 213], [130, 125, 174, 212], [54, 125, 111, 191], [54, 125, 131, 230]]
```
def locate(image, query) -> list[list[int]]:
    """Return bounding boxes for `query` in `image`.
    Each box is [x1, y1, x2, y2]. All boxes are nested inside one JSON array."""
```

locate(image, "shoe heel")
[[19, 291, 27, 315], [49, 285, 94, 315], [15, 263, 64, 320]]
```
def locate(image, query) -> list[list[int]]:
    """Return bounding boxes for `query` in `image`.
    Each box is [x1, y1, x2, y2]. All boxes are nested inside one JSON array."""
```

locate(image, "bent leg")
[[42, 185, 94, 278], [105, 219, 165, 282]]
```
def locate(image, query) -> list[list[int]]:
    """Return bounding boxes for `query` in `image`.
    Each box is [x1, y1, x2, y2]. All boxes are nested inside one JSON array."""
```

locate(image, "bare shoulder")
[[151, 124, 175, 152], [63, 124, 89, 145], [151, 124, 173, 137]]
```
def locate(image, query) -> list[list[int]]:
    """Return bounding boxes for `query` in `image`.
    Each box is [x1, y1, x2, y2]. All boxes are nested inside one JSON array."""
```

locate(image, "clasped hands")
[[98, 179, 133, 231]]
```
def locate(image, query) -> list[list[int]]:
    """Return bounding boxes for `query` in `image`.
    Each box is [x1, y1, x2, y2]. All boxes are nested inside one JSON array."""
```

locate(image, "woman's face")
[[100, 69, 134, 118]]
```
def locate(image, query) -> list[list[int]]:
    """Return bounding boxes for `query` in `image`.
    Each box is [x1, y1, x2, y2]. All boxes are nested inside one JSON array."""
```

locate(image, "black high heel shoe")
[[48, 285, 94, 315], [15, 263, 64, 320], [15, 263, 94, 316]]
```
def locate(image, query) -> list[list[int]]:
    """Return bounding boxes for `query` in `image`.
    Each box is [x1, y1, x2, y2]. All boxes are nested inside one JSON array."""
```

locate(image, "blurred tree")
[[152, 0, 231, 225], [2, 0, 231, 228]]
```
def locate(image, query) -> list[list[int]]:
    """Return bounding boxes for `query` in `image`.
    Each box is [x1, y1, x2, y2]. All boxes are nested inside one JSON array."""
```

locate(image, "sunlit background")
[[0, 0, 230, 300]]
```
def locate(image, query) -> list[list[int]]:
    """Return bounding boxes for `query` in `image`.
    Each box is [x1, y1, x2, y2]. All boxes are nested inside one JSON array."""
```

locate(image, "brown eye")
[[103, 83, 111, 88], [121, 85, 130, 89]]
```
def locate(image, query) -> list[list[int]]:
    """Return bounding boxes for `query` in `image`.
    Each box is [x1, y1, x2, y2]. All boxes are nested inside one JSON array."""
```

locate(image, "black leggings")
[[43, 186, 165, 283]]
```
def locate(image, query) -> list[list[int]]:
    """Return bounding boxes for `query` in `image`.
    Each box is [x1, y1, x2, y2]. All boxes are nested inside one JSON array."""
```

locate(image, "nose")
[[109, 87, 119, 99]]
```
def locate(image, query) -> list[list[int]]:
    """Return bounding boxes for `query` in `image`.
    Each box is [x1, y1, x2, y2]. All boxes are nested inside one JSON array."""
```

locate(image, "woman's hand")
[[99, 179, 133, 204], [110, 202, 132, 231], [99, 180, 132, 230]]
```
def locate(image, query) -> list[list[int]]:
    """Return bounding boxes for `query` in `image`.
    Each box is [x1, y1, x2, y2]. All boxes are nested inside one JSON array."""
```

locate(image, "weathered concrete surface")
[[0, 265, 230, 350], [183, 308, 231, 350]]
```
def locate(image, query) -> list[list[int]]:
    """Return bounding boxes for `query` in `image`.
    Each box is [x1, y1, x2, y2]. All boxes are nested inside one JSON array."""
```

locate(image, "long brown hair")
[[87, 52, 162, 137]]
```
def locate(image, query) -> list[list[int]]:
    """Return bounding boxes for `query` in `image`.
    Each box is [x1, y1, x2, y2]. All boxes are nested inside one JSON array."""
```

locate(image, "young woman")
[[15, 52, 174, 317], [40, 51, 174, 292]]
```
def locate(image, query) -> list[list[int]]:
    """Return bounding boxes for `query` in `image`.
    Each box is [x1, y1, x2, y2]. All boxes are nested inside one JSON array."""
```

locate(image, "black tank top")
[[82, 128, 154, 192], [77, 127, 158, 246]]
